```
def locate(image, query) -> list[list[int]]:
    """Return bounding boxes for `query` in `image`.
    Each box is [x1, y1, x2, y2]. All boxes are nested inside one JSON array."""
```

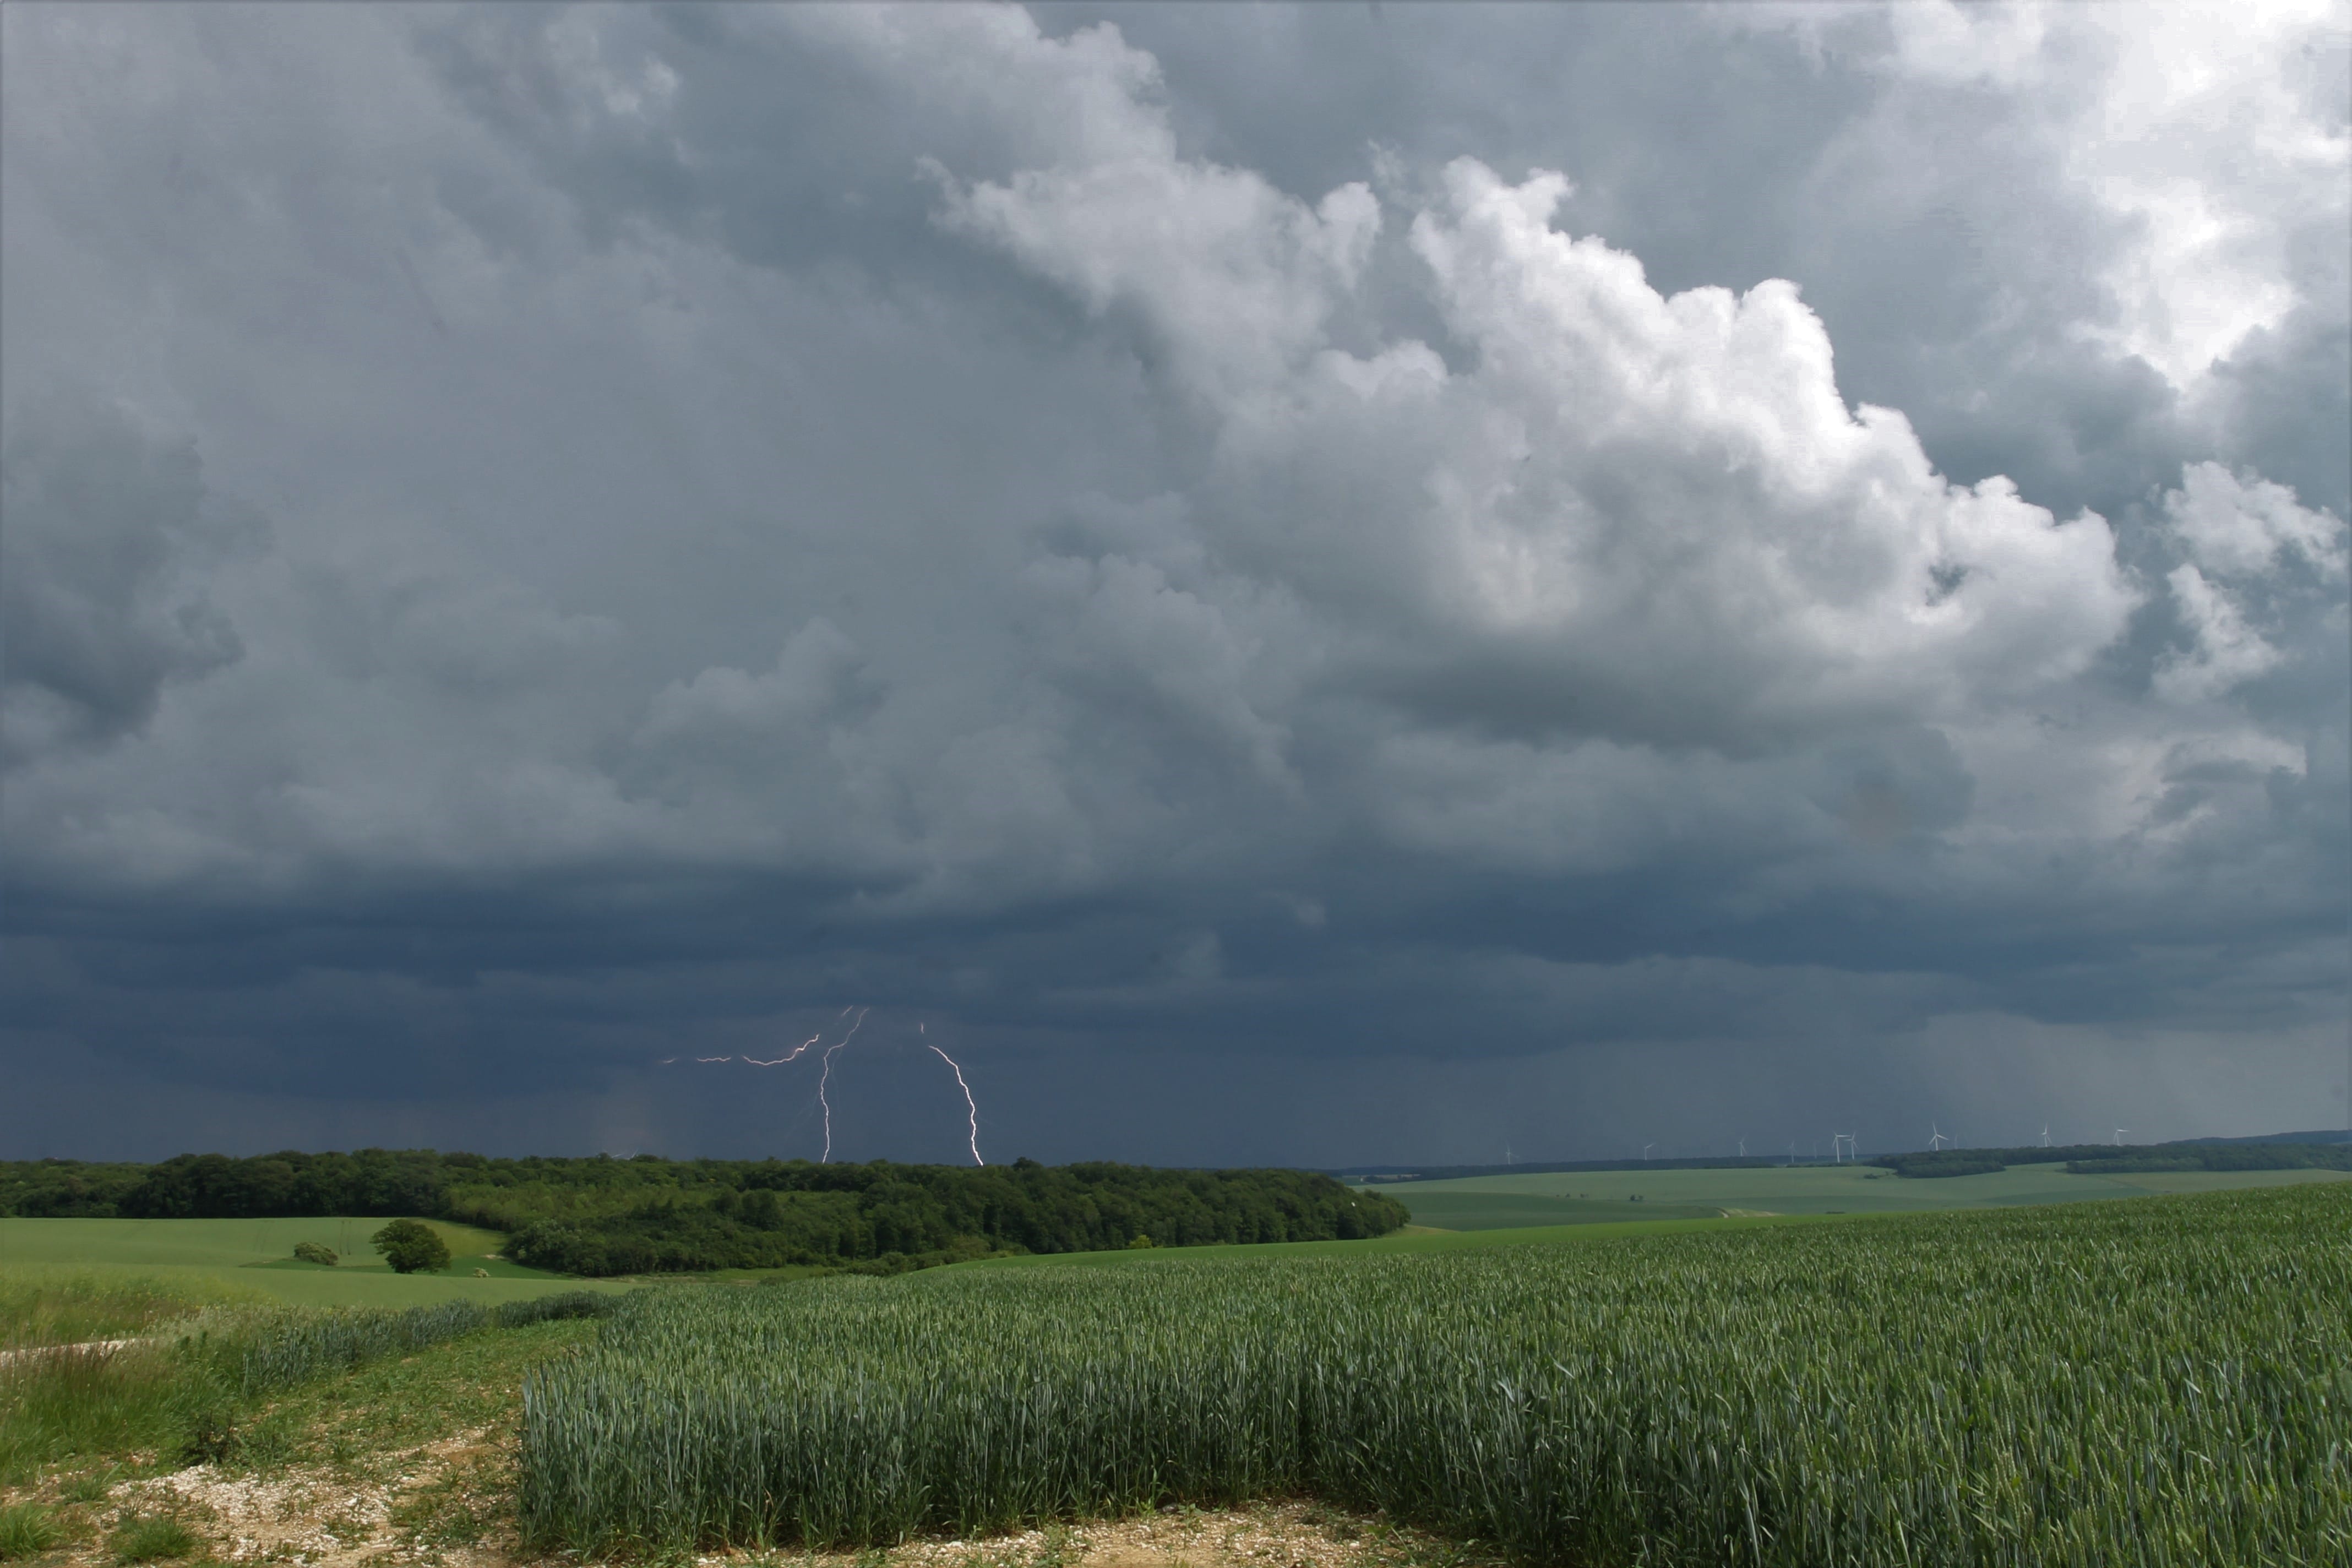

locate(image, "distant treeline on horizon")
[[1342, 1131, 2352, 1184], [0, 1150, 1411, 1275]]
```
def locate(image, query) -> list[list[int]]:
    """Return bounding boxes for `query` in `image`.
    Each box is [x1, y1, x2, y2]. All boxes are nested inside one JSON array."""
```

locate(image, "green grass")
[[0, 1213, 500, 1278], [237, 1315, 605, 1482], [1378, 1191, 1723, 1229], [0, 1341, 199, 1488], [2, 1282, 616, 1488], [0, 1501, 64, 1560], [1359, 1158, 2352, 1228], [970, 1212, 1823, 1267], [107, 1515, 195, 1563], [0, 1218, 631, 1311], [0, 1217, 504, 1272], [519, 1185, 2351, 1566], [0, 1270, 267, 1351]]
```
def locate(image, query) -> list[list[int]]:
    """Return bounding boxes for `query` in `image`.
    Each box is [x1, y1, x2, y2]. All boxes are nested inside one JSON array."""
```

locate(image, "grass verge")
[[0, 1273, 266, 1353], [2, 1287, 613, 1490]]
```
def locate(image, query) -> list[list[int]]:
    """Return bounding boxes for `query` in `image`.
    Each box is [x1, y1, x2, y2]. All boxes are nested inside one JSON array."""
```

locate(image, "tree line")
[[1872, 1142, 2352, 1179], [0, 1151, 1410, 1275]]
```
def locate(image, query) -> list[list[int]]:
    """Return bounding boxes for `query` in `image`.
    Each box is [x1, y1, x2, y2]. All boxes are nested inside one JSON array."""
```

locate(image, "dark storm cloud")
[[3, 2, 2345, 1162], [1, 394, 259, 761]]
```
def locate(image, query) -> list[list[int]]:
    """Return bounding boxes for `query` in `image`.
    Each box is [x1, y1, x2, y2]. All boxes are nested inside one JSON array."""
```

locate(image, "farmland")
[[3, 1184, 2346, 1567], [519, 1183, 2350, 1567], [0, 1217, 625, 1311], [2, 1155, 1408, 1276], [1360, 1157, 2352, 1231]]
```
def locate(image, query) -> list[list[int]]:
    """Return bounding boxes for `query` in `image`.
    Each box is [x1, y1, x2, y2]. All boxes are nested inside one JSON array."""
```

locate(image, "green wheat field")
[[518, 1183, 2352, 1567]]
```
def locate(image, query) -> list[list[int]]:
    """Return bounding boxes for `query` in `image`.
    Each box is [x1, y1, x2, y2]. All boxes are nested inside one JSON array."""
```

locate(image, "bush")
[[370, 1219, 450, 1275], [0, 1504, 63, 1561], [290, 1242, 337, 1266], [178, 1402, 239, 1466]]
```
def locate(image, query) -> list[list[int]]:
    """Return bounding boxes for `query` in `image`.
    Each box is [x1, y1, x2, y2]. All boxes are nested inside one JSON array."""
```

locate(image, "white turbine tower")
[[1929, 1122, 1951, 1152], [2040, 1124, 2051, 1149], [2113, 1128, 2128, 1146], [1643, 1142, 1656, 1162], [1737, 1137, 1747, 1158]]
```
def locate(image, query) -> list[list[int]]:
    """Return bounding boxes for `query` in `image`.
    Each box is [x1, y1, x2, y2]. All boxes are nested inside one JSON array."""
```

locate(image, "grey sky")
[[4, 2, 2346, 1166]]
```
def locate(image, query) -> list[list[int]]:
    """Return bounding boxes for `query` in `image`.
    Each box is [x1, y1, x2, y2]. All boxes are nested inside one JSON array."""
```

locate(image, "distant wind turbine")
[[1928, 1122, 1951, 1152], [2040, 1124, 2051, 1148], [1643, 1142, 1656, 1161], [2113, 1128, 2128, 1146]]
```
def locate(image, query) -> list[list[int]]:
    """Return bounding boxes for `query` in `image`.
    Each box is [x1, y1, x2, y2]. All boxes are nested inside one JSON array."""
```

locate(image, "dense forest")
[[0, 1151, 1410, 1275]]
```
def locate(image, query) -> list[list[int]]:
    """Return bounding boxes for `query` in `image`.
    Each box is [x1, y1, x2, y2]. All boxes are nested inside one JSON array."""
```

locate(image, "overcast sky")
[[4, 1, 2347, 1168]]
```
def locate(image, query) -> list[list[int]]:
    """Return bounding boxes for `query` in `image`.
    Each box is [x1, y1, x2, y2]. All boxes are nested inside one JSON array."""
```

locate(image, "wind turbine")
[[1643, 1142, 1656, 1162], [2040, 1124, 2051, 1149], [1929, 1122, 1951, 1152], [2113, 1128, 2128, 1146], [1832, 1133, 1856, 1163], [1737, 1137, 1747, 1158]]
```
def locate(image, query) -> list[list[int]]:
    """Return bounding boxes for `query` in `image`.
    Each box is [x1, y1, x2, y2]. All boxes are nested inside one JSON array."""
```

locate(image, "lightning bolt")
[[819, 1007, 869, 1163], [668, 1009, 972, 1166], [742, 1032, 823, 1068], [927, 1040, 984, 1165]]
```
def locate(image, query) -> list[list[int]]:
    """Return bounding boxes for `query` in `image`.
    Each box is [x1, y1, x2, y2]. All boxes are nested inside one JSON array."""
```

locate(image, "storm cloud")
[[4, 1, 2345, 1165]]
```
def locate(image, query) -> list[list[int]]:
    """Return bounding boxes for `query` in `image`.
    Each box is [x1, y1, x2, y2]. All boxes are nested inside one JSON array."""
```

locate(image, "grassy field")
[[0, 1270, 276, 1351], [0, 1217, 634, 1313], [517, 1184, 2350, 1566], [1360, 1158, 2352, 1229]]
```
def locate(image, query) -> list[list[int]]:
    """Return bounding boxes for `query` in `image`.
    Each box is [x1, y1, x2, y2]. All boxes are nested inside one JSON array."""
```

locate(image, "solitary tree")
[[371, 1218, 451, 1275]]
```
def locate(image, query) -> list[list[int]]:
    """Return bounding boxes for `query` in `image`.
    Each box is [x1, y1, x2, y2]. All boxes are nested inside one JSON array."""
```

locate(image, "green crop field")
[[518, 1184, 2350, 1567], [0, 1217, 629, 1311], [970, 1211, 1799, 1267], [1360, 1158, 2352, 1229]]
